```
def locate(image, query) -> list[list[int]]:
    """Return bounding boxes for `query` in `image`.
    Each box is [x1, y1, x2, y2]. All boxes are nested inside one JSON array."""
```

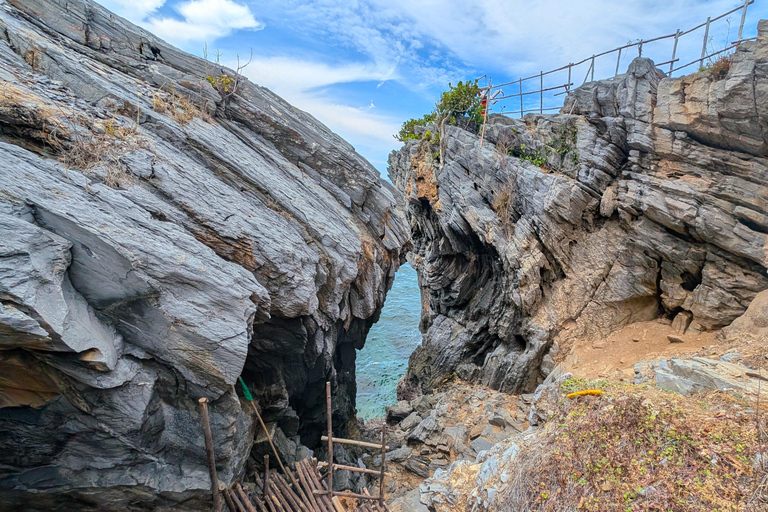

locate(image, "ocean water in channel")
[[355, 263, 422, 420]]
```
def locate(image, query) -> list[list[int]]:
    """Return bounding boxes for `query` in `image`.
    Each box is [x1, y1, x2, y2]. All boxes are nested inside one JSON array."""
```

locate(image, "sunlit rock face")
[[389, 23, 768, 397], [0, 0, 409, 508]]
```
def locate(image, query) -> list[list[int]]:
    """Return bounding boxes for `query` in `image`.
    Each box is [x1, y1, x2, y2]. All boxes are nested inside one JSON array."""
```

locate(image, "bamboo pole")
[[669, 30, 681, 76], [199, 398, 224, 512], [479, 78, 490, 148], [320, 437, 390, 451], [271, 475, 300, 512], [700, 17, 711, 69], [614, 48, 622, 77], [379, 423, 387, 508], [326, 381, 333, 495], [317, 462, 392, 477], [303, 459, 334, 512], [312, 490, 382, 501], [295, 461, 324, 512], [539, 71, 543, 113], [238, 378, 310, 503], [737, 0, 749, 44]]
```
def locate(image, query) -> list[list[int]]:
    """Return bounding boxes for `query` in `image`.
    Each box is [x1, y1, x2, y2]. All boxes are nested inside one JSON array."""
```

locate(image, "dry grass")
[[492, 136, 516, 227], [151, 86, 211, 125], [701, 55, 733, 82], [499, 379, 765, 511], [62, 117, 147, 188]]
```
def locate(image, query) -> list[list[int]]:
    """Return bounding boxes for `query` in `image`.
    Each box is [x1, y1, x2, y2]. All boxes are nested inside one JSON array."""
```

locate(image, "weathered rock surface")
[[0, 0, 408, 508], [389, 22, 768, 398]]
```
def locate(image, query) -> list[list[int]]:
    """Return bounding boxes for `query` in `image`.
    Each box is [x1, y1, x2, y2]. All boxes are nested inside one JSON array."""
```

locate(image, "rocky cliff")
[[0, 0, 408, 509], [389, 21, 768, 398]]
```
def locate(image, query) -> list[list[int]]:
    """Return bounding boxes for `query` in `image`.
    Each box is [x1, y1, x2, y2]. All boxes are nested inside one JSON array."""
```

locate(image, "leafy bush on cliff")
[[395, 80, 483, 141]]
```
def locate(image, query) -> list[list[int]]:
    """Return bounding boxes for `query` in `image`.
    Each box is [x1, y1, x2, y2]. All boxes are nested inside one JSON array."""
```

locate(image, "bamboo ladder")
[[316, 382, 391, 512], [197, 380, 391, 512]]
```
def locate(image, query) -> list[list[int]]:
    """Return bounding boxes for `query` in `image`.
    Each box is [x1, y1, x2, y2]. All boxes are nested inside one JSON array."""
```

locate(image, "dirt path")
[[565, 319, 720, 381]]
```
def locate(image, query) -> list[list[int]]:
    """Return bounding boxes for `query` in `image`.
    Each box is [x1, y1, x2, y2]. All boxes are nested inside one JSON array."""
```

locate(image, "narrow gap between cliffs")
[[355, 262, 422, 420]]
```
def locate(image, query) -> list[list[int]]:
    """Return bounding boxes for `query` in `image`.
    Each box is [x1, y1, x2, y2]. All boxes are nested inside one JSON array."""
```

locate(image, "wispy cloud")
[[239, 59, 403, 160], [242, 57, 398, 95]]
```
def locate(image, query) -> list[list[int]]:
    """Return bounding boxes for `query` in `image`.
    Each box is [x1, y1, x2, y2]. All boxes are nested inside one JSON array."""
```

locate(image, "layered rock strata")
[[0, 0, 408, 508], [389, 21, 768, 397]]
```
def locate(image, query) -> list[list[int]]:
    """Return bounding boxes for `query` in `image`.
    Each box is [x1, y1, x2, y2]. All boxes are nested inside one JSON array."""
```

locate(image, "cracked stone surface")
[[0, 0, 409, 509], [388, 22, 768, 398]]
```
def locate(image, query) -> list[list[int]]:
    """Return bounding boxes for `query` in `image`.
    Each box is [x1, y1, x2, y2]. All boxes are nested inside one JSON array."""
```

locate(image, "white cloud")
[[144, 0, 262, 44], [96, 0, 262, 45]]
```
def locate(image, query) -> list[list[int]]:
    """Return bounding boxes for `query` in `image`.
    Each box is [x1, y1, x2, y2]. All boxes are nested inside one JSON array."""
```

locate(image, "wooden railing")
[[483, 0, 755, 118]]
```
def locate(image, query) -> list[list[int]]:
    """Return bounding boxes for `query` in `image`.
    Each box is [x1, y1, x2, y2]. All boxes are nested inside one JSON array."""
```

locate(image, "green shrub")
[[395, 80, 483, 141], [436, 80, 483, 127], [395, 113, 436, 142]]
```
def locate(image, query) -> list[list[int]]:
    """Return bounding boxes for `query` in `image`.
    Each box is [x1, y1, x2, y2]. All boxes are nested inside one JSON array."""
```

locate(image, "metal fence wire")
[[483, 0, 755, 118]]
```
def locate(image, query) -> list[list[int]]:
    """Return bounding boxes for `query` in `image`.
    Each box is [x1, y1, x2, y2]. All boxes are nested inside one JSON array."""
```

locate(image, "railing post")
[[737, 0, 749, 44], [519, 77, 523, 119], [567, 64, 572, 92], [590, 55, 595, 82], [539, 71, 543, 114], [669, 29, 681, 76], [700, 17, 711, 69], [638, 40, 643, 57], [615, 48, 622, 77]]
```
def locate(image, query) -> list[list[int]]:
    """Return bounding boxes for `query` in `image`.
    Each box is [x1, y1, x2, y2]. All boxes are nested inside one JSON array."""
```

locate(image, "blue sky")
[[97, 0, 768, 175]]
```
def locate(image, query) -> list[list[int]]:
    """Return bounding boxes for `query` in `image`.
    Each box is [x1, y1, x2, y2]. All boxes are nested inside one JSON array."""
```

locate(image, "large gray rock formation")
[[389, 21, 768, 397], [0, 0, 408, 509]]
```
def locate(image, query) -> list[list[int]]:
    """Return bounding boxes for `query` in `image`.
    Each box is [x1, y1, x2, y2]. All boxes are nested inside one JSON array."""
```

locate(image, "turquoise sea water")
[[356, 263, 422, 420]]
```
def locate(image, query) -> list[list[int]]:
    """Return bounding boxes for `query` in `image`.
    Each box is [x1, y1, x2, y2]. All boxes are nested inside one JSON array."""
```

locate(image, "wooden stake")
[[263, 454, 270, 500], [379, 423, 387, 507], [326, 381, 333, 495], [199, 398, 224, 512]]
